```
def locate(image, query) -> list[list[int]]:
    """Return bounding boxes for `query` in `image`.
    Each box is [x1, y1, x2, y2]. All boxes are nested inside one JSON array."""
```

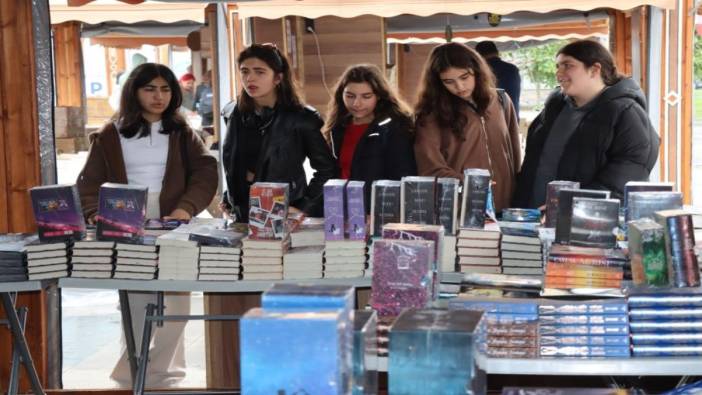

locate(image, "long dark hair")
[[113, 63, 186, 138], [557, 40, 623, 86], [323, 64, 412, 143], [415, 42, 496, 137], [237, 44, 303, 113]]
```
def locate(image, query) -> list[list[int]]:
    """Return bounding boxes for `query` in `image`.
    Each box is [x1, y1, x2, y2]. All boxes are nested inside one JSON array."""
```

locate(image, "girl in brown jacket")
[[76, 63, 217, 387], [414, 42, 521, 212]]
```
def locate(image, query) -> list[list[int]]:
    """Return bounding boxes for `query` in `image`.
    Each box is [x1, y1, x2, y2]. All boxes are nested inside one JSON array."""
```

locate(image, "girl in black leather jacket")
[[323, 64, 416, 211], [222, 44, 337, 221]]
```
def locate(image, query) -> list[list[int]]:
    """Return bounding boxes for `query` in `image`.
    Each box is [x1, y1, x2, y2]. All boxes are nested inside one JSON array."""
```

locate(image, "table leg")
[[8, 306, 27, 395], [134, 303, 156, 395], [118, 290, 138, 383], [0, 292, 44, 395]]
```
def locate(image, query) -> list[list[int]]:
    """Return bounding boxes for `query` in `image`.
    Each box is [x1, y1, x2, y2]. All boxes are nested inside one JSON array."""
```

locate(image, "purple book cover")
[[96, 183, 147, 243], [324, 179, 347, 241], [371, 239, 434, 316], [346, 181, 366, 240], [30, 184, 86, 242]]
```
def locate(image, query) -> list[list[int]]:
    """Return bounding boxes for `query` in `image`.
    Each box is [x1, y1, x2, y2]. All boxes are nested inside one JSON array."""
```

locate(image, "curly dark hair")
[[322, 64, 412, 143], [415, 42, 496, 137]]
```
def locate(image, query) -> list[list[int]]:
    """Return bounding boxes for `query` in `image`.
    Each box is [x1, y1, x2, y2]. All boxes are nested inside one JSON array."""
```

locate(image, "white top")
[[119, 121, 169, 217]]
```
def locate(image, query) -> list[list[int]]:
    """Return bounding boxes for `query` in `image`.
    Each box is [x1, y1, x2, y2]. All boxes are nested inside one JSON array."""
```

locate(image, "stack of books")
[[198, 244, 241, 281], [449, 297, 539, 359], [289, 217, 325, 248], [71, 235, 115, 279], [113, 239, 158, 280], [543, 245, 625, 290], [283, 246, 324, 279], [156, 231, 199, 280], [241, 236, 289, 280], [654, 210, 700, 288], [538, 300, 630, 358], [628, 292, 702, 357], [456, 223, 501, 274], [324, 240, 367, 278], [26, 240, 70, 280], [0, 234, 32, 282], [499, 209, 543, 276]]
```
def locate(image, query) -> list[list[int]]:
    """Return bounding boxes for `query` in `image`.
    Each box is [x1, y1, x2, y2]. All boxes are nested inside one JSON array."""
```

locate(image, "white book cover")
[[502, 251, 542, 260], [457, 223, 501, 239], [72, 256, 114, 264], [242, 264, 283, 274], [458, 256, 501, 266], [200, 246, 242, 255], [115, 257, 158, 266], [113, 272, 156, 280], [27, 250, 67, 260], [324, 255, 367, 265], [500, 243, 542, 253], [28, 270, 68, 280], [28, 263, 68, 274], [324, 239, 366, 249], [199, 253, 241, 261], [441, 235, 458, 273], [283, 262, 323, 272], [26, 243, 66, 252], [199, 267, 240, 275], [72, 249, 114, 257], [73, 240, 115, 249], [501, 234, 541, 245], [27, 256, 68, 266], [114, 264, 157, 273], [242, 248, 285, 258], [117, 250, 158, 260], [283, 271, 323, 280], [116, 243, 158, 253], [241, 236, 290, 251], [323, 270, 364, 279], [324, 248, 367, 257], [501, 259, 543, 268], [290, 229, 325, 248], [457, 247, 499, 257], [72, 263, 114, 271], [199, 260, 241, 268], [241, 256, 283, 265], [324, 262, 366, 271], [198, 273, 239, 281], [457, 238, 500, 248], [459, 265, 502, 274]]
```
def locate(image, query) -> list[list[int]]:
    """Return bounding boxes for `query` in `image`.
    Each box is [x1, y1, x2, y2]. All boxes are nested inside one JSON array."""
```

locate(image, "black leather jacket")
[[222, 103, 338, 221], [513, 78, 660, 207], [330, 115, 416, 212]]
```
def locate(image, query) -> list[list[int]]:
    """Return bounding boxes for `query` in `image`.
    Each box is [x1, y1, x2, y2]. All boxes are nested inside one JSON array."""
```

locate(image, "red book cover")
[[248, 182, 290, 240]]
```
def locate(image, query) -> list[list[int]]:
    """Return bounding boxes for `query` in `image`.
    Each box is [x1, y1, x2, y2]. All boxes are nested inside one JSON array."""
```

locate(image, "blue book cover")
[[628, 307, 702, 321], [628, 293, 702, 309], [448, 297, 539, 315], [538, 300, 628, 316], [30, 184, 86, 242], [353, 310, 377, 395], [540, 345, 630, 358], [389, 309, 486, 395], [96, 183, 147, 243], [485, 313, 539, 323], [539, 324, 629, 336], [261, 283, 355, 312], [661, 379, 702, 394], [241, 308, 347, 395], [629, 321, 702, 333], [538, 314, 629, 326], [632, 345, 702, 357], [539, 335, 630, 347], [631, 333, 702, 345]]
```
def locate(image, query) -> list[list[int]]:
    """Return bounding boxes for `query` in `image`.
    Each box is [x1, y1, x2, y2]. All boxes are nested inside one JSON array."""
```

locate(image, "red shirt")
[[339, 123, 369, 179]]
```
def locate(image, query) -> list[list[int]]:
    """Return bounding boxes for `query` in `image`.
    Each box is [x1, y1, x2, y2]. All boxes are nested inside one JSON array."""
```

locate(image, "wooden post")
[[0, 0, 47, 391], [53, 22, 83, 107]]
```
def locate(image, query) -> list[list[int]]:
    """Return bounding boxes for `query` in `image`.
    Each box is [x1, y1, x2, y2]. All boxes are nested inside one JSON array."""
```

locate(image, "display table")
[[0, 281, 47, 395]]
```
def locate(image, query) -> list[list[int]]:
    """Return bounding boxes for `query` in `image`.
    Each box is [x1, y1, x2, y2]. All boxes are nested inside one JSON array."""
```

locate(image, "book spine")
[[665, 215, 701, 287], [544, 264, 624, 280], [539, 335, 630, 347], [547, 255, 626, 266], [543, 276, 622, 288]]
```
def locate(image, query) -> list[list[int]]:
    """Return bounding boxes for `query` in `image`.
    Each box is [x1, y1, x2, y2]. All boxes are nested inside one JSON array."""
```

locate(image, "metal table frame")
[[0, 281, 47, 395]]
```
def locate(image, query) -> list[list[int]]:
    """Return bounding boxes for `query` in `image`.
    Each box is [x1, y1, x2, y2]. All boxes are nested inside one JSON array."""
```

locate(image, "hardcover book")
[[628, 218, 668, 286], [544, 180, 580, 228], [29, 184, 86, 242], [370, 180, 401, 236], [654, 210, 701, 287], [371, 239, 434, 316], [346, 181, 367, 240], [96, 183, 147, 243], [324, 179, 347, 241], [623, 181, 674, 212], [568, 197, 619, 248], [248, 182, 290, 240], [460, 169, 491, 229], [436, 178, 459, 235], [554, 188, 610, 244], [628, 191, 683, 222], [400, 176, 436, 225]]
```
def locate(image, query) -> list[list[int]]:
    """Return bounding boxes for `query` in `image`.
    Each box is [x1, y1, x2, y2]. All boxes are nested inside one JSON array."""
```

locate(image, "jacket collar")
[[330, 116, 391, 159], [102, 123, 129, 183]]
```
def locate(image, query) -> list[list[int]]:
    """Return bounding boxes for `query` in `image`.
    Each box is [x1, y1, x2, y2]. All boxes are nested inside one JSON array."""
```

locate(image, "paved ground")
[[57, 153, 207, 389]]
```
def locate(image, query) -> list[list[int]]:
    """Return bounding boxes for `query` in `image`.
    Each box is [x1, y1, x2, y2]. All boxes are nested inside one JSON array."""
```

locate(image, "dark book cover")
[[655, 210, 700, 287], [568, 197, 619, 248], [248, 182, 290, 240], [323, 179, 347, 241], [346, 181, 367, 241], [436, 178, 459, 235], [623, 181, 674, 210], [627, 191, 683, 222], [460, 169, 491, 229], [544, 180, 580, 228], [554, 188, 610, 244], [30, 184, 86, 242], [628, 219, 668, 286], [370, 180, 401, 237], [96, 183, 147, 243], [400, 176, 436, 225], [501, 208, 541, 223]]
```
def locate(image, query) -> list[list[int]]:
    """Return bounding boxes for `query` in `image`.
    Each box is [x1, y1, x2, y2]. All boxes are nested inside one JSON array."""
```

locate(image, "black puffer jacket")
[[513, 78, 660, 207], [330, 115, 417, 212], [222, 104, 338, 221]]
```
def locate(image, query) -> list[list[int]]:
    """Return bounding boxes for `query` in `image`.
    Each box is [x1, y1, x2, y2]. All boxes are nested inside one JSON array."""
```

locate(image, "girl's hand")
[[164, 208, 192, 221]]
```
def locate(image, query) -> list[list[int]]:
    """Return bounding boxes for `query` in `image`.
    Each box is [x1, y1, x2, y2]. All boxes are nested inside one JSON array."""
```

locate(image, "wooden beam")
[[681, 0, 695, 204], [0, 1, 47, 392], [53, 22, 83, 107], [89, 36, 188, 48]]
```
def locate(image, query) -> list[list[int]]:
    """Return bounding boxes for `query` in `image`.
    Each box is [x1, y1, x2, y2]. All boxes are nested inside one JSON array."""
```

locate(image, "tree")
[[694, 32, 702, 84], [504, 40, 568, 106]]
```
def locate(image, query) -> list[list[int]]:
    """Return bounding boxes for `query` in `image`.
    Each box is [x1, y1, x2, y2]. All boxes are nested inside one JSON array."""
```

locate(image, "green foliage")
[[505, 40, 568, 89], [694, 32, 702, 83]]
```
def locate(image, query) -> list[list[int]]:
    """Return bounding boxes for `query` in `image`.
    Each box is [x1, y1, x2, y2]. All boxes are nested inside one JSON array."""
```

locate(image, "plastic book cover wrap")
[[554, 188, 610, 244], [240, 308, 348, 394], [654, 210, 700, 287], [389, 309, 486, 395], [96, 183, 147, 243], [371, 239, 434, 316], [544, 180, 580, 228], [460, 168, 491, 229], [628, 191, 682, 222], [353, 310, 378, 395], [400, 176, 436, 225], [324, 179, 347, 241], [30, 184, 86, 242], [370, 180, 401, 237], [436, 178, 459, 235], [248, 182, 290, 240], [569, 197, 619, 248], [628, 218, 668, 286], [538, 300, 628, 315], [539, 345, 630, 358], [346, 181, 367, 240]]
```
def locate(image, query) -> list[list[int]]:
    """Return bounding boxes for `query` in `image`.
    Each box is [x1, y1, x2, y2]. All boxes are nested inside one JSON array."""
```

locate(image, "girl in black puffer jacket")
[[514, 40, 659, 208]]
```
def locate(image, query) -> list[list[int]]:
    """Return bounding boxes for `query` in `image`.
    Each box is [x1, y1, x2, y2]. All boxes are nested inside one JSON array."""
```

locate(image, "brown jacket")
[[76, 122, 218, 220], [414, 94, 521, 211]]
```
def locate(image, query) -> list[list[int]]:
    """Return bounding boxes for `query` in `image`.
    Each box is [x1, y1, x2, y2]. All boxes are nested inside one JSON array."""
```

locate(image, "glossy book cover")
[[30, 184, 86, 242], [96, 183, 147, 243]]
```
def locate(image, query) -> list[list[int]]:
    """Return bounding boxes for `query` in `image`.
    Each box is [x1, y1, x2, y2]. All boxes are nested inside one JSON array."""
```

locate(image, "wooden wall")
[[53, 22, 83, 108], [0, 0, 47, 392], [397, 43, 433, 107]]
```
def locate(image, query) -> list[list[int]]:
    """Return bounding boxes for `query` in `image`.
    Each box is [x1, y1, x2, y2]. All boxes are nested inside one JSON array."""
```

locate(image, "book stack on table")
[[0, 234, 32, 282], [113, 238, 158, 280], [26, 239, 70, 280], [156, 231, 199, 280], [71, 235, 115, 279], [198, 244, 241, 281], [241, 236, 289, 280], [456, 223, 501, 275], [283, 246, 323, 280]]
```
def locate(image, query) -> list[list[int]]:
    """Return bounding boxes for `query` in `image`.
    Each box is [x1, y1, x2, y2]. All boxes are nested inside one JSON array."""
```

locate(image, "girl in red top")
[[323, 64, 416, 210]]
